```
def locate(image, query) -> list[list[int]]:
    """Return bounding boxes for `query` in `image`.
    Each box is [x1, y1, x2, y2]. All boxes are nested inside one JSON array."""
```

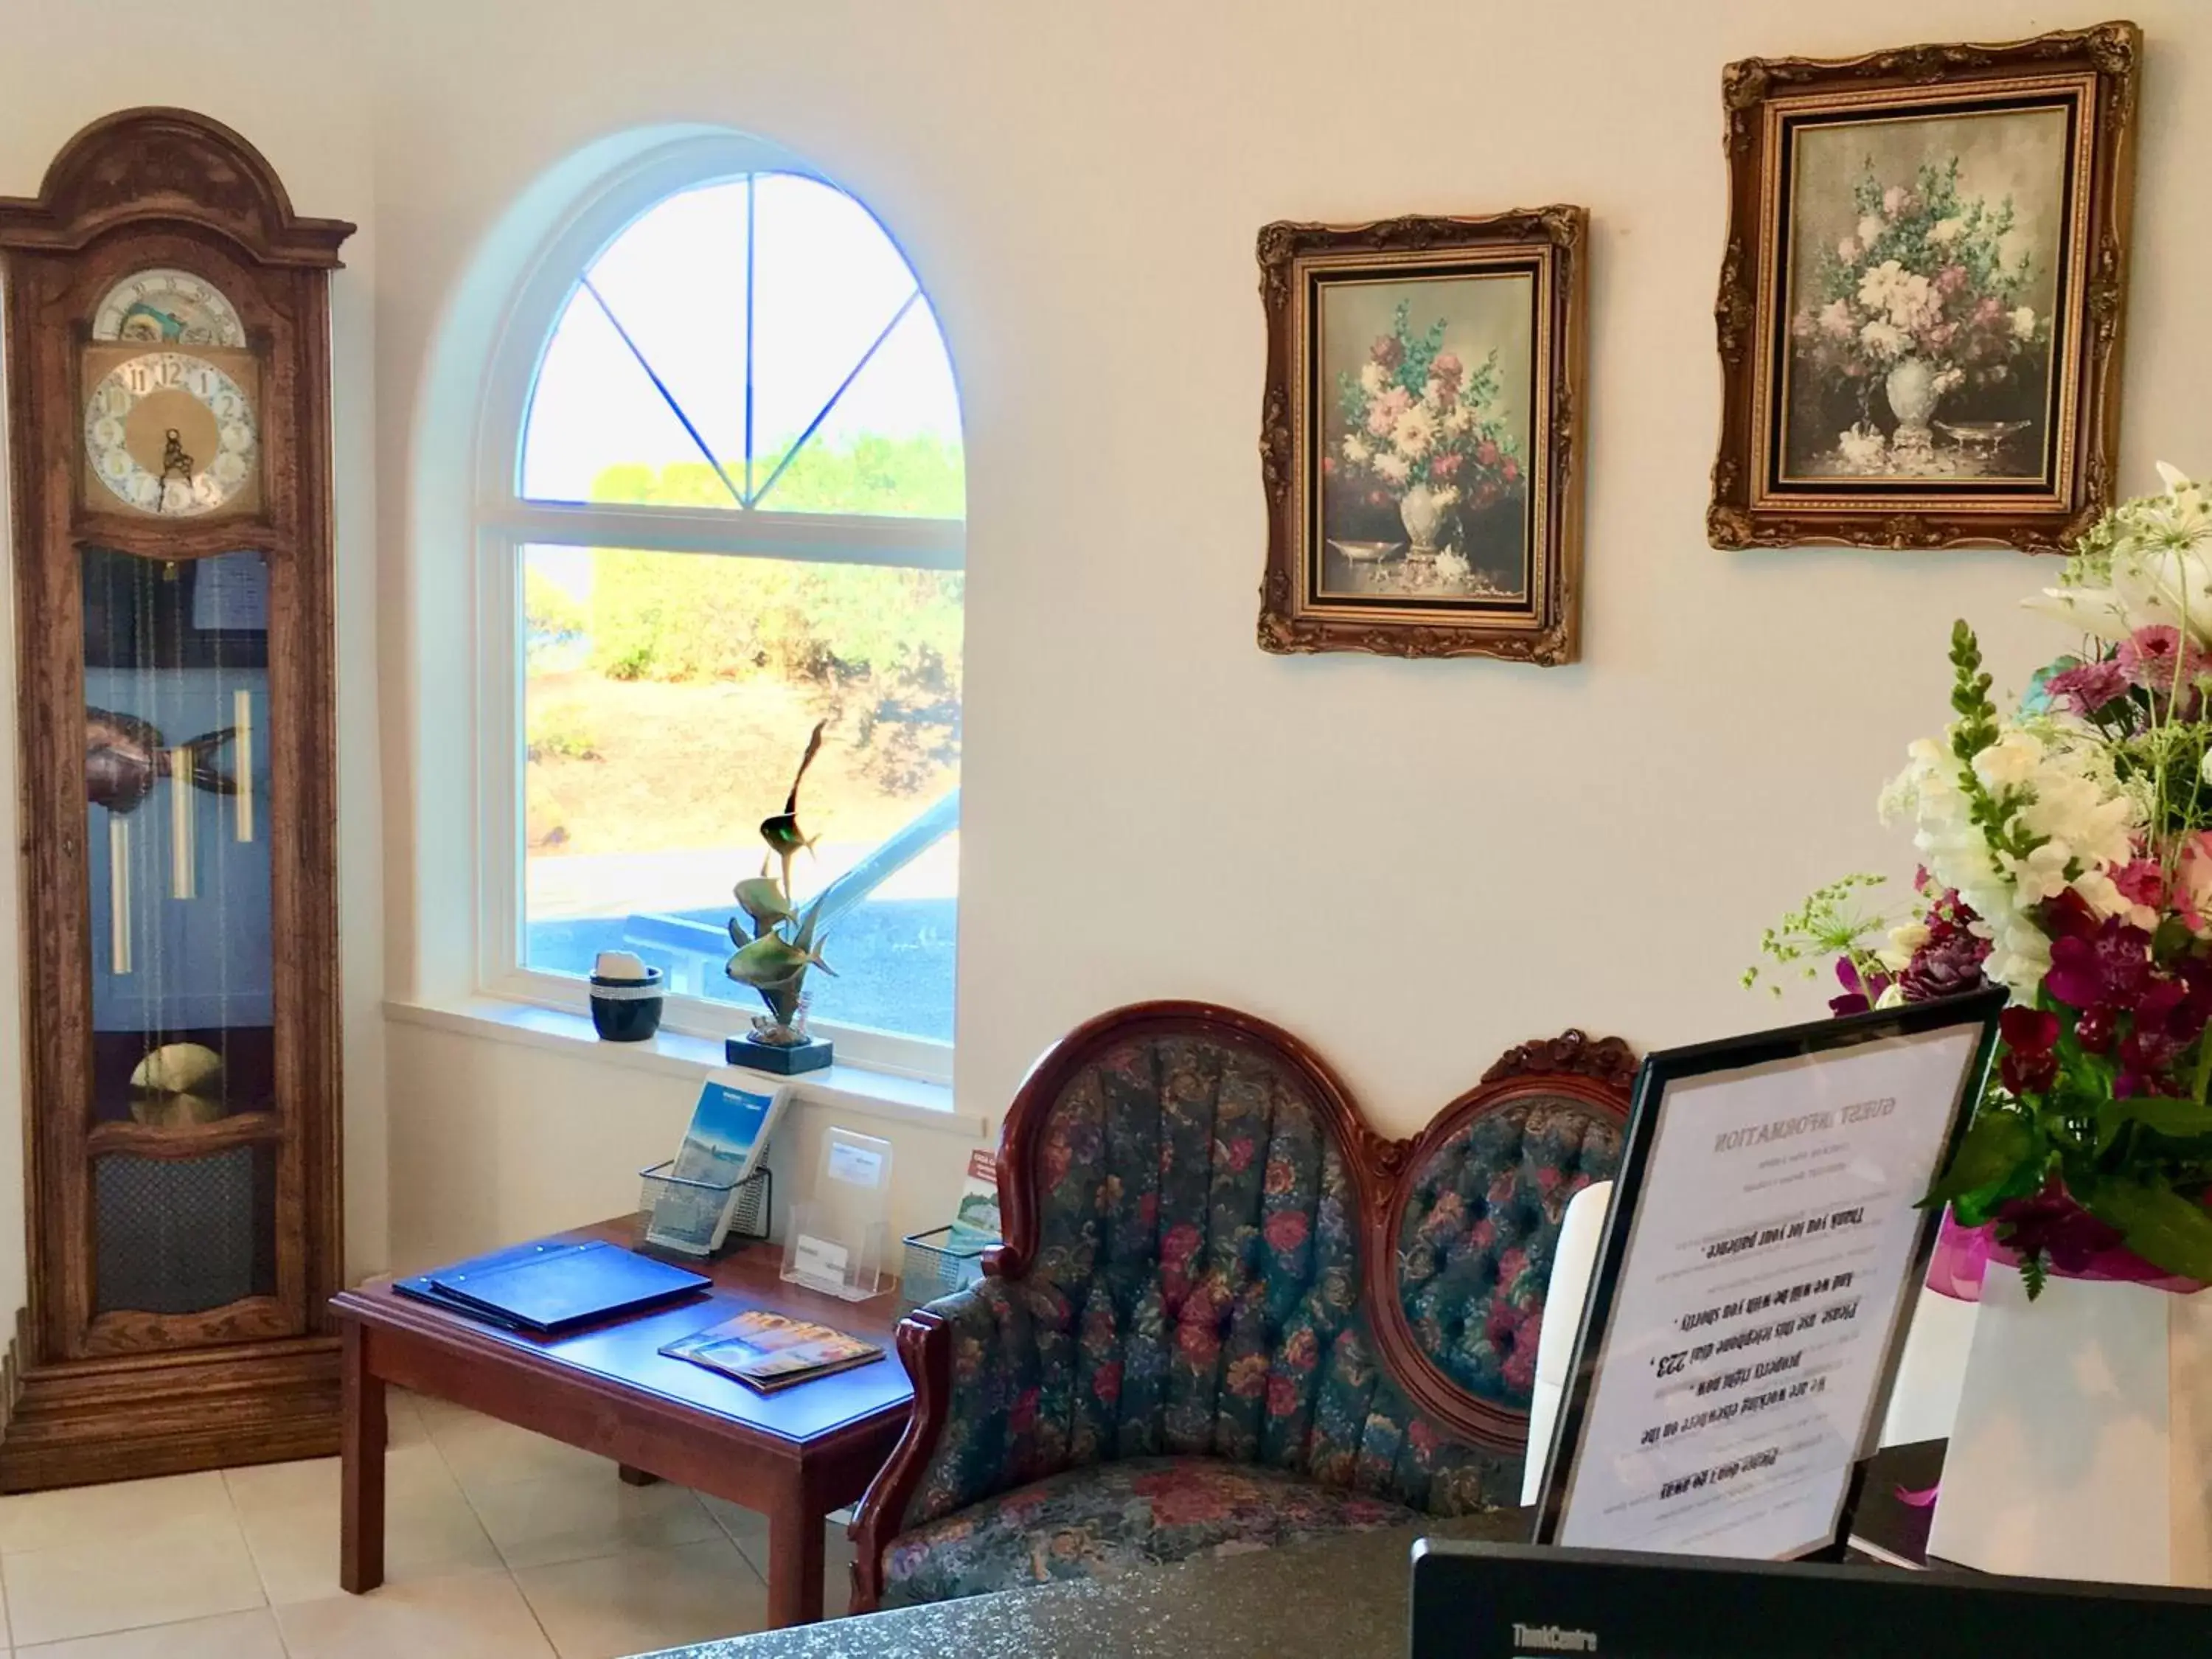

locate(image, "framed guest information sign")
[[1534, 990, 2003, 1560]]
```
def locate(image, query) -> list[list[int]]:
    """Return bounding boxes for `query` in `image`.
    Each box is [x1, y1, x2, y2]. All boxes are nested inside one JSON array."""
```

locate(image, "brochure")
[[947, 1148, 1001, 1251], [660, 1308, 883, 1394], [645, 1072, 789, 1255]]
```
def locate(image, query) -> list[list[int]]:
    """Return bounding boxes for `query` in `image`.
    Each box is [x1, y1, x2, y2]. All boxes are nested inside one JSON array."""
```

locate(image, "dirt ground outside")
[[524, 671, 956, 863]]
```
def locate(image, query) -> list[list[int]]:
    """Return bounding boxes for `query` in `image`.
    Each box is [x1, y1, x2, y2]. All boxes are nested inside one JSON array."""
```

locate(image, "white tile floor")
[[0, 1389, 849, 1658]]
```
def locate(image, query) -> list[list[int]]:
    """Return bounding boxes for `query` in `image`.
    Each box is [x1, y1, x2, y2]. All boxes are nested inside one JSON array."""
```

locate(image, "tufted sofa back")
[[889, 1014, 1630, 1537], [1394, 1093, 1625, 1414]]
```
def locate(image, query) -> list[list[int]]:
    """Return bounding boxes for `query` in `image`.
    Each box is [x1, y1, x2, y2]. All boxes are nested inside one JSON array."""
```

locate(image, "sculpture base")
[[725, 1034, 834, 1075]]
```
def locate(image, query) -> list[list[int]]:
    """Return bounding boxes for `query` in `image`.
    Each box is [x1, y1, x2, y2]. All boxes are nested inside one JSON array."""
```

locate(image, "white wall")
[[0, 0, 389, 1293], [376, 0, 2212, 1276], [8, 0, 2212, 1290]]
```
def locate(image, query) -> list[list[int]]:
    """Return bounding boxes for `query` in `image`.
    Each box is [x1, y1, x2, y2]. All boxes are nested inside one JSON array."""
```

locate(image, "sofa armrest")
[[849, 1276, 1075, 1610]]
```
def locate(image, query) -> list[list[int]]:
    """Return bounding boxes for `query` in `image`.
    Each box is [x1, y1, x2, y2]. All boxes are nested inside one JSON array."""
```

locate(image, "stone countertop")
[[631, 1511, 1531, 1659]]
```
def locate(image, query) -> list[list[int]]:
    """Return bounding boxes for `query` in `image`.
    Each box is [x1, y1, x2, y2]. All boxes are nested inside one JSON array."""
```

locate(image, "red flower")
[[1093, 1361, 1123, 1405], [1371, 335, 1405, 369], [1132, 1470, 1234, 1528], [1162, 1222, 1203, 1268], [2000, 1006, 2058, 1054], [1177, 1321, 1222, 1364], [1224, 1136, 1256, 1174], [1264, 1209, 1310, 1254], [1321, 456, 1337, 476], [1009, 1387, 1040, 1436], [1267, 1374, 1301, 1416], [1475, 440, 1500, 467], [1429, 452, 1462, 481], [1263, 1157, 1295, 1197], [1501, 457, 1520, 484], [1408, 1419, 1439, 1458]]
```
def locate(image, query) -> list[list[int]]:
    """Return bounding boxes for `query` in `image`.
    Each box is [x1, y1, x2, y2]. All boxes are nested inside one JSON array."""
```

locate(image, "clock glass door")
[[80, 545, 286, 1330]]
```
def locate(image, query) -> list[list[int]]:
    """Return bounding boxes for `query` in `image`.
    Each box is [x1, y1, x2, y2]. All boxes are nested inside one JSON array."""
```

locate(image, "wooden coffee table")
[[330, 1218, 913, 1627]]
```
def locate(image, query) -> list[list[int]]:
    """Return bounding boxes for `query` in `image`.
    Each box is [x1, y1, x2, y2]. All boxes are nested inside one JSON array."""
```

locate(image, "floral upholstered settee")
[[849, 1003, 1630, 1611]]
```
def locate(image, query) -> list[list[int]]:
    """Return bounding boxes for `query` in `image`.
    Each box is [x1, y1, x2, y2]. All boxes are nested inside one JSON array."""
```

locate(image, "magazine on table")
[[660, 1308, 883, 1394]]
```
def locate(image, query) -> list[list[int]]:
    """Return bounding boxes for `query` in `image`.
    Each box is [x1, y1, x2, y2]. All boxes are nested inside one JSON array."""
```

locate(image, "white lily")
[[2111, 543, 2212, 645], [2020, 582, 2134, 641]]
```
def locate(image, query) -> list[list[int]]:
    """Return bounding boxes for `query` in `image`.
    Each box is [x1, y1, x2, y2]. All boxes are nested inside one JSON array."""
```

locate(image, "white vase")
[[1399, 483, 1447, 558], [1884, 355, 1942, 453], [1927, 1267, 2212, 1587]]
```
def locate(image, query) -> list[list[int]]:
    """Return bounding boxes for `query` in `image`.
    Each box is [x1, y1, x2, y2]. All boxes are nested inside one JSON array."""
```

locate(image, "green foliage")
[[1742, 872, 1893, 998], [762, 433, 965, 518], [1822, 157, 2032, 309], [574, 462, 964, 790], [524, 709, 600, 762], [524, 567, 588, 641], [1947, 622, 2048, 864]]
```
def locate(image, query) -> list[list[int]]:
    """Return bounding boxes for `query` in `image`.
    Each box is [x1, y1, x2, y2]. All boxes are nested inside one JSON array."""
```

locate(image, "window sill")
[[383, 997, 985, 1137]]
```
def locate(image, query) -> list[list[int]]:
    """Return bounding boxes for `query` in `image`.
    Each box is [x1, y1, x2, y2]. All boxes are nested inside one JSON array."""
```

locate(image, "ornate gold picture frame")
[[1708, 22, 2140, 552], [1257, 208, 1587, 663]]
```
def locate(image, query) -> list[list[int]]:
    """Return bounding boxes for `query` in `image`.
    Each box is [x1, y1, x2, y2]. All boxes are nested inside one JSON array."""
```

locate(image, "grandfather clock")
[[0, 110, 349, 1489]]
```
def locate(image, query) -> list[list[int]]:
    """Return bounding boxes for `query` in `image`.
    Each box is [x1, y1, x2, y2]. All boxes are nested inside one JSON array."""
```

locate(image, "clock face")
[[91, 268, 246, 348], [83, 351, 259, 517]]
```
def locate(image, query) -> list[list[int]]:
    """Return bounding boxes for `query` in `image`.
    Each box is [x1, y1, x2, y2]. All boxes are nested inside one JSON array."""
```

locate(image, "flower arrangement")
[[1790, 160, 2048, 454], [1326, 299, 1522, 532], [1749, 466, 2212, 1293]]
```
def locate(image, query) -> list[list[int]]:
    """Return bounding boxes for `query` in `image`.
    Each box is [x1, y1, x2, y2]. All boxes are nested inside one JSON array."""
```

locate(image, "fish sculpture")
[[86, 707, 239, 815]]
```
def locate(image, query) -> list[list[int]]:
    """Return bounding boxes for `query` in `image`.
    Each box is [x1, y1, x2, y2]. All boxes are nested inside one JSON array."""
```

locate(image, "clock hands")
[[156, 428, 194, 512]]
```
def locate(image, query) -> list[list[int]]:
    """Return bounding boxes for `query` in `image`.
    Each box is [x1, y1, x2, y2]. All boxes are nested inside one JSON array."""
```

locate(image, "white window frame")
[[472, 133, 962, 1082]]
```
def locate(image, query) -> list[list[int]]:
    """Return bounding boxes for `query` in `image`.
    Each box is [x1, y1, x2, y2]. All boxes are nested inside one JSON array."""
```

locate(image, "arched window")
[[478, 142, 961, 1074]]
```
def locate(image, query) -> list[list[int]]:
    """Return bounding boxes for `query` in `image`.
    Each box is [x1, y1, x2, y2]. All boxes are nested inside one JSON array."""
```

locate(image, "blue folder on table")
[[396, 1238, 708, 1335]]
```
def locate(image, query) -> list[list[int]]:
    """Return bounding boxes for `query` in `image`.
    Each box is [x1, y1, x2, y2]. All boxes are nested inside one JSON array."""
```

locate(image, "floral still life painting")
[[1258, 208, 1586, 663], [1784, 136, 2058, 484], [1321, 285, 1531, 602], [1748, 465, 2212, 1295], [1708, 23, 2138, 551]]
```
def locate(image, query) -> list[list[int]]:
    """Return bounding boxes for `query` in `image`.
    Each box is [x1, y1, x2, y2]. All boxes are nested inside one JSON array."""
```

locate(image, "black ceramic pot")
[[589, 967, 665, 1042]]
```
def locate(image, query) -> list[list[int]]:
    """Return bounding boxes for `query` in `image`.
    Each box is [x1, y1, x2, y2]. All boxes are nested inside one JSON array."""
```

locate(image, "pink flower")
[[1428, 453, 1461, 481], [1974, 296, 2005, 324], [2045, 657, 2132, 715], [1883, 184, 1913, 216], [1475, 439, 1500, 467], [2117, 626, 2211, 704], [2115, 858, 2166, 913], [1501, 457, 1520, 484], [1430, 351, 1462, 384], [1371, 335, 1404, 369], [2181, 834, 2212, 934], [1264, 1209, 1309, 1254]]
